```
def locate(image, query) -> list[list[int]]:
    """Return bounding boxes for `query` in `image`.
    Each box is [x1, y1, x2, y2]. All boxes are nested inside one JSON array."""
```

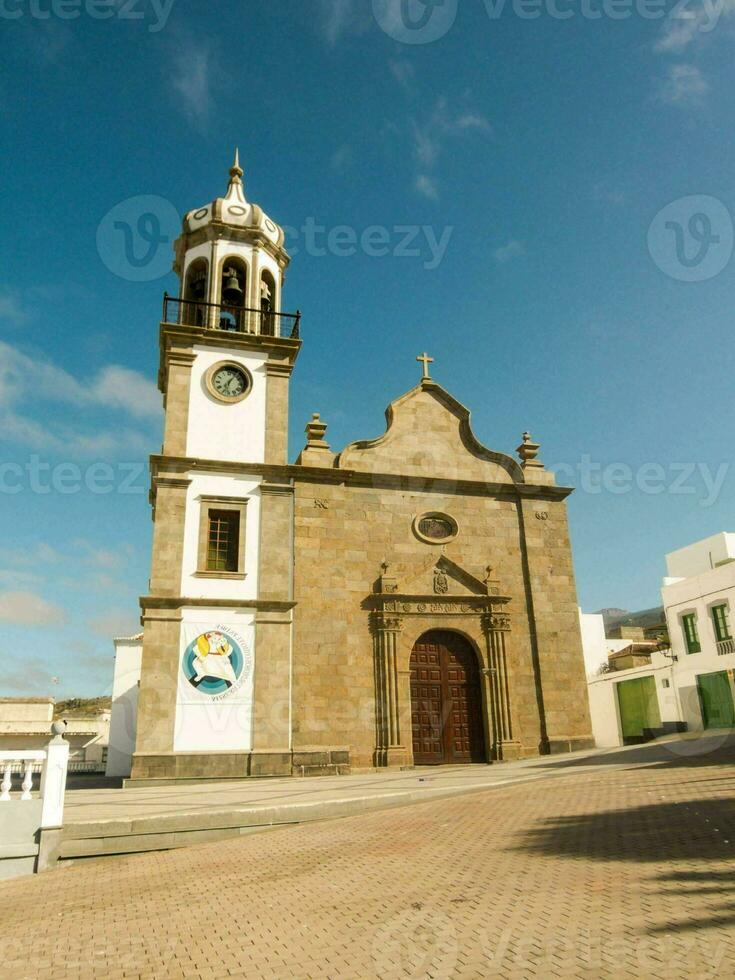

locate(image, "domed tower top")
[[171, 150, 294, 337], [179, 149, 287, 250]]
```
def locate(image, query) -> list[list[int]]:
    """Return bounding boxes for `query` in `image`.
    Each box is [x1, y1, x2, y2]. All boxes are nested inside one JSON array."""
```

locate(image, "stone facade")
[[289, 381, 593, 768], [129, 159, 593, 783], [132, 370, 593, 780]]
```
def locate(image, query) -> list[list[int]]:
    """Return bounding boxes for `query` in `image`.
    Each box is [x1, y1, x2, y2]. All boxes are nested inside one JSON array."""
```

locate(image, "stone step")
[[57, 776, 518, 864]]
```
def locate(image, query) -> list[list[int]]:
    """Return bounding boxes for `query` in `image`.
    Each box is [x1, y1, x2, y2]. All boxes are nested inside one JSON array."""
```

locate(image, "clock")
[[205, 362, 252, 403]]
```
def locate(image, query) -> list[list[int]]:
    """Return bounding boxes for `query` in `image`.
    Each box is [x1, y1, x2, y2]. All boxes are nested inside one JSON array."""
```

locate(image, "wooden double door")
[[410, 630, 486, 765]]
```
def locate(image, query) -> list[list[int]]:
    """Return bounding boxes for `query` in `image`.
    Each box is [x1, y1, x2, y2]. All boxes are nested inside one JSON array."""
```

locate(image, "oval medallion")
[[413, 512, 459, 544]]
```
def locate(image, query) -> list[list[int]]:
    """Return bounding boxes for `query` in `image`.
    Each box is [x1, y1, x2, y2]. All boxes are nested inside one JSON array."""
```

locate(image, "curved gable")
[[335, 381, 523, 484]]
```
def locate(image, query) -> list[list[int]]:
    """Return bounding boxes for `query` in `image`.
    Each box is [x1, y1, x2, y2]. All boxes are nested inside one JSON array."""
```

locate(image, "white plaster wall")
[[665, 532, 735, 579], [586, 676, 622, 748], [579, 610, 608, 678], [106, 638, 142, 778], [186, 345, 268, 463], [180, 472, 261, 601], [587, 661, 677, 748], [173, 607, 255, 753], [663, 562, 735, 661], [662, 563, 735, 731], [0, 701, 53, 724]]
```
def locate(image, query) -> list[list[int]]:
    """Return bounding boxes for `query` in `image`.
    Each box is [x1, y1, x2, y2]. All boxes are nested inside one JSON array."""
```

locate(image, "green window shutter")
[[682, 614, 701, 654], [712, 605, 732, 642]]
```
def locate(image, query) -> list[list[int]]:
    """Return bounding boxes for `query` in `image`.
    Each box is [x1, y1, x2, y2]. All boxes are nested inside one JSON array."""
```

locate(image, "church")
[[128, 153, 593, 782]]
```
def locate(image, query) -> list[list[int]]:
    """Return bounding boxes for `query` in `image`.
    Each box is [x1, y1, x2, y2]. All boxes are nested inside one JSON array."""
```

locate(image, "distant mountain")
[[594, 606, 666, 630], [53, 697, 111, 719]]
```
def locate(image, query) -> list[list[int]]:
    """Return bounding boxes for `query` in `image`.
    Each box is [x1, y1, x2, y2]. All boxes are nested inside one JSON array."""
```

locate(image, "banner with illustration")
[[174, 617, 255, 752]]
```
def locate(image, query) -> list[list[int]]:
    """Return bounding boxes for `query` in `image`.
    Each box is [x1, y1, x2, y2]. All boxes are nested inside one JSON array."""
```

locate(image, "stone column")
[[161, 348, 196, 457], [482, 610, 522, 761], [252, 481, 294, 771], [373, 614, 408, 768], [264, 361, 292, 466]]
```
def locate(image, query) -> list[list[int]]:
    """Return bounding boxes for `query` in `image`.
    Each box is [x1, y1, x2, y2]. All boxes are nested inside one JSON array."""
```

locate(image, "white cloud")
[[0, 543, 64, 568], [0, 570, 43, 587], [654, 0, 735, 54], [409, 99, 492, 199], [493, 240, 525, 263], [0, 291, 27, 327], [0, 341, 160, 457], [456, 113, 492, 132], [656, 64, 710, 105], [91, 366, 161, 420], [655, 17, 705, 54], [412, 121, 441, 168], [321, 0, 352, 44], [89, 611, 139, 639], [72, 540, 134, 571], [171, 42, 212, 123], [0, 590, 67, 627], [390, 58, 416, 92], [415, 175, 440, 200], [0, 654, 61, 694], [331, 143, 353, 172], [317, 0, 371, 45]]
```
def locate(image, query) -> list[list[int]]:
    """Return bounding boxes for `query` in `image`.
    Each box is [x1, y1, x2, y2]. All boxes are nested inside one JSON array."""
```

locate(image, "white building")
[[579, 611, 609, 678], [584, 532, 735, 747], [662, 533, 735, 731], [0, 699, 109, 769], [105, 635, 143, 778]]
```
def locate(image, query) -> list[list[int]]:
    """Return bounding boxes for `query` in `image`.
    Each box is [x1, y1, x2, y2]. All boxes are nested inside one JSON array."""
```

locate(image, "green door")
[[617, 676, 661, 742], [697, 671, 735, 729]]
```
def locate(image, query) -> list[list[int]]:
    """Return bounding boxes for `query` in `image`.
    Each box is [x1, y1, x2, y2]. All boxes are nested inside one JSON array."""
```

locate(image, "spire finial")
[[516, 431, 543, 468], [225, 147, 246, 203], [230, 146, 243, 181]]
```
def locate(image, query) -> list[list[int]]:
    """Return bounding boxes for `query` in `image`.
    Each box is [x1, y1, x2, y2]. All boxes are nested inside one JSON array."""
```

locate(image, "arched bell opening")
[[183, 258, 209, 327], [259, 269, 277, 337], [218, 257, 248, 332]]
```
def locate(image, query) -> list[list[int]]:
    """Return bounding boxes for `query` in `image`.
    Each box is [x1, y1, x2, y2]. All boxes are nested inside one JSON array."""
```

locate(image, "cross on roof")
[[417, 352, 434, 380]]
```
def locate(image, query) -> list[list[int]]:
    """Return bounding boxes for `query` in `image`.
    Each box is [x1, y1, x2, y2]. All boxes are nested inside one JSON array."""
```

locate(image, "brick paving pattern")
[[3, 745, 735, 979]]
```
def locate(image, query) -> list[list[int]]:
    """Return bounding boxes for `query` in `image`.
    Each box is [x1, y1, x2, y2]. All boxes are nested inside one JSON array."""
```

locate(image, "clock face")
[[211, 365, 249, 400]]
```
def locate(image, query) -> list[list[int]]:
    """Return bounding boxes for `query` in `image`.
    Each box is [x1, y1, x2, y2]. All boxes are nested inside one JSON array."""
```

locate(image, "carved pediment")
[[378, 555, 497, 599], [335, 381, 523, 485]]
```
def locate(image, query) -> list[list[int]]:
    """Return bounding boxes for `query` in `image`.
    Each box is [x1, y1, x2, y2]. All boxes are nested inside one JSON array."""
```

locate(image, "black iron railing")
[[163, 294, 301, 339]]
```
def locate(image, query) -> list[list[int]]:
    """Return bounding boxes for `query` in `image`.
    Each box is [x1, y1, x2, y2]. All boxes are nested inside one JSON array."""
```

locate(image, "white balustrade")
[[0, 723, 69, 828], [0, 752, 45, 802]]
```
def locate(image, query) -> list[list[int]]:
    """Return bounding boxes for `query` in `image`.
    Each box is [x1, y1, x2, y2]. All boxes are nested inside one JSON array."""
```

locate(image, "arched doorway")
[[410, 630, 486, 765]]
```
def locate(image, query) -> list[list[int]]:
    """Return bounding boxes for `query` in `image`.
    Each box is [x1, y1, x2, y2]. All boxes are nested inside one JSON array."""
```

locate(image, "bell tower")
[[131, 152, 301, 783]]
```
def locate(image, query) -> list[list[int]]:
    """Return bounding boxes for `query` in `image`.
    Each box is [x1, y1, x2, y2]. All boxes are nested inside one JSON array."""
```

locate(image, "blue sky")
[[1, 0, 734, 697]]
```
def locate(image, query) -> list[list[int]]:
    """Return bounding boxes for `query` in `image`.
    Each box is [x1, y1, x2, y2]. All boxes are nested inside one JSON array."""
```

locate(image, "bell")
[[222, 270, 243, 306], [190, 274, 206, 299]]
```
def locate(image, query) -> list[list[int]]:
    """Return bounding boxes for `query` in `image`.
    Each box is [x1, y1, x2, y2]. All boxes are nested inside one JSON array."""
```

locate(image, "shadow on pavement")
[[515, 741, 735, 933], [526, 732, 735, 772]]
